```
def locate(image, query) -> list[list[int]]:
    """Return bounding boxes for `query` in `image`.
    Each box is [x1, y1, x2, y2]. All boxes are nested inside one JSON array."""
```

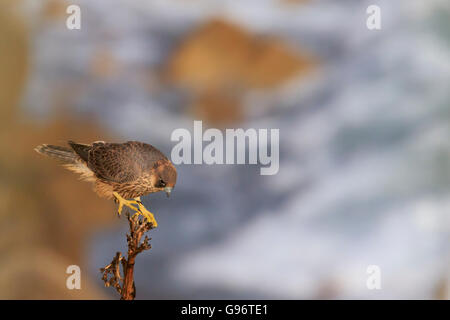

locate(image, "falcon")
[[35, 140, 177, 227]]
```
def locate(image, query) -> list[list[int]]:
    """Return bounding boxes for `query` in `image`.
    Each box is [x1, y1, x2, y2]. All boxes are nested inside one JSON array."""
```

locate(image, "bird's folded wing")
[[88, 143, 141, 183]]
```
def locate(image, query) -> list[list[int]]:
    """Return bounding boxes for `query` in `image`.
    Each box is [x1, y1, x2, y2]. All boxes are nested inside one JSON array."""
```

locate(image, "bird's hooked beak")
[[164, 187, 173, 197]]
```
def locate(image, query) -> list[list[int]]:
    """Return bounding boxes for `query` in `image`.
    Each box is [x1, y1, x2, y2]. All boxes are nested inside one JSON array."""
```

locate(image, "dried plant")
[[100, 211, 154, 300]]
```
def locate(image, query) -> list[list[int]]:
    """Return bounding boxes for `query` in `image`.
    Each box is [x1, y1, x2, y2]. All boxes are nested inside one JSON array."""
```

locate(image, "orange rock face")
[[165, 19, 316, 126], [190, 90, 243, 128]]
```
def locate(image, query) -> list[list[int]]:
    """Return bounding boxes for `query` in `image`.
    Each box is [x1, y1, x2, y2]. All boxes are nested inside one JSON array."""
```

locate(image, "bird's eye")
[[158, 179, 166, 188]]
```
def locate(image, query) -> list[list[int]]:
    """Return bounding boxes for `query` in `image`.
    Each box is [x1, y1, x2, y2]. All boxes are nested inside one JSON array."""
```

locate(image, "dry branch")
[[100, 211, 154, 300]]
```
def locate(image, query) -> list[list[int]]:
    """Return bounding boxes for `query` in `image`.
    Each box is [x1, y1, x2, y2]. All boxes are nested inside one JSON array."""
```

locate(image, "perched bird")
[[34, 140, 177, 227]]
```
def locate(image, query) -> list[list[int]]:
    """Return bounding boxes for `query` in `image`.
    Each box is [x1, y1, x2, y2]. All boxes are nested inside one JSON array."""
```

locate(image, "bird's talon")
[[112, 193, 158, 227]]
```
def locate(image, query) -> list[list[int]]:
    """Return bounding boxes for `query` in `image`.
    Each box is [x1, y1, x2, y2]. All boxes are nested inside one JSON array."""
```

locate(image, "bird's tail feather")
[[34, 144, 77, 164]]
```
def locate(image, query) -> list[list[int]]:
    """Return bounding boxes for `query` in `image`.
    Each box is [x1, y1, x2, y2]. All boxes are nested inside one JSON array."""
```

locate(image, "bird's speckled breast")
[[111, 173, 156, 199]]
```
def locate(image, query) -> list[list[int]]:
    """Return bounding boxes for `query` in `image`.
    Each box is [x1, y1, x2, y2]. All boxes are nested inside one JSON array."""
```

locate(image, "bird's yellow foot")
[[113, 193, 158, 227], [113, 192, 140, 217], [133, 197, 158, 228]]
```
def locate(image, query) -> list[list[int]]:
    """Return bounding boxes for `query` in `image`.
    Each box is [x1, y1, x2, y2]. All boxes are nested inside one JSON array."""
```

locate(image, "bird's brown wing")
[[87, 141, 167, 183], [88, 142, 140, 183], [68, 141, 91, 162]]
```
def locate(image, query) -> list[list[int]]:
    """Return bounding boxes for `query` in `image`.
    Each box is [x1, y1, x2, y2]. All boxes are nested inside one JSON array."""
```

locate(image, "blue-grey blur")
[[0, 0, 449, 299]]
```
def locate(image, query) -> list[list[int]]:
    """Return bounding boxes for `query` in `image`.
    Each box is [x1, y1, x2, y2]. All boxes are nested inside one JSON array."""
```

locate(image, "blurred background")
[[0, 0, 449, 299]]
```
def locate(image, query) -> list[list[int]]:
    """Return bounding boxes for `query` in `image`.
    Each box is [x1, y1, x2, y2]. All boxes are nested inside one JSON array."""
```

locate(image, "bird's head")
[[152, 160, 177, 197]]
